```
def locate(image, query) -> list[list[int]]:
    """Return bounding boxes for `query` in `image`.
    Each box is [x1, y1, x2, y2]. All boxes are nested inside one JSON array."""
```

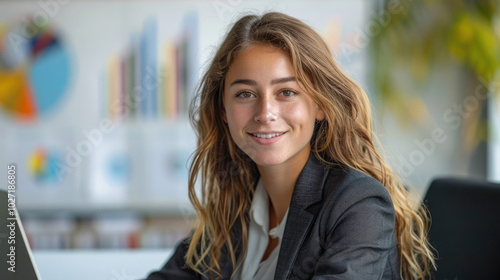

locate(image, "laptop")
[[0, 189, 42, 280]]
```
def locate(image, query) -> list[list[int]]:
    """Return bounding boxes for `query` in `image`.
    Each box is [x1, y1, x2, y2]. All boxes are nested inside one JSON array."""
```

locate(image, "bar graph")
[[102, 11, 198, 121]]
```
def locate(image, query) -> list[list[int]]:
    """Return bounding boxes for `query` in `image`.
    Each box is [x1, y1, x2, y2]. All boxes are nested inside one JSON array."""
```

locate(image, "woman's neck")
[[256, 146, 311, 225]]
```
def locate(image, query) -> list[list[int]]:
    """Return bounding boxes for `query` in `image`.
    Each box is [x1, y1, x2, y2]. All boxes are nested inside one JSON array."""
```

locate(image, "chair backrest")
[[423, 177, 500, 280]]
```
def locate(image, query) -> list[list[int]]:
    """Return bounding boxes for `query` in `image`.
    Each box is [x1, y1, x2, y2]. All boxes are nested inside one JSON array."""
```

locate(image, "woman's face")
[[222, 44, 324, 167]]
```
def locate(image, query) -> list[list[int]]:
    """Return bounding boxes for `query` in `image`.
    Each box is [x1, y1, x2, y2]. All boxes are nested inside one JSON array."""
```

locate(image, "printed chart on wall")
[[0, 18, 72, 121]]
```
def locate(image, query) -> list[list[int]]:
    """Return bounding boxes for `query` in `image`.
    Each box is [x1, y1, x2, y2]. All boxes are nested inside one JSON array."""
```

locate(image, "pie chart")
[[28, 146, 62, 184], [0, 20, 71, 121]]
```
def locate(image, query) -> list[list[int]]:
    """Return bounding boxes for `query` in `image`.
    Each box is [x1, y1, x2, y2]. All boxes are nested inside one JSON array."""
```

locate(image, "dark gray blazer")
[[146, 152, 401, 280]]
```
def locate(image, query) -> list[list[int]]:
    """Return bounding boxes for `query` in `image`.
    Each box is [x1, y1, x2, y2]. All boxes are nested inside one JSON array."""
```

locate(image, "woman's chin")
[[250, 155, 285, 168]]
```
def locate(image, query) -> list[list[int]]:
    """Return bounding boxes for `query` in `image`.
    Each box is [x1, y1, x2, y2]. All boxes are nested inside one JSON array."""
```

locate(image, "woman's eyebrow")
[[229, 76, 296, 87]]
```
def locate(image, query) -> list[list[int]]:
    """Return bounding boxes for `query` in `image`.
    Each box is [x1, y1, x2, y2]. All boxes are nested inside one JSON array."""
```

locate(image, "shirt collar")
[[249, 177, 269, 235], [249, 177, 290, 237]]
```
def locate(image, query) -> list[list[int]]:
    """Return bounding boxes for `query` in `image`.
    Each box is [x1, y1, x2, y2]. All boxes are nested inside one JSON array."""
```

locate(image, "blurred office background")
[[0, 0, 499, 279]]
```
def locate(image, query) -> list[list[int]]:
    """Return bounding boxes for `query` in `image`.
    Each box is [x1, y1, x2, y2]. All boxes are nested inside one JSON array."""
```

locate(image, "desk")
[[33, 249, 173, 280]]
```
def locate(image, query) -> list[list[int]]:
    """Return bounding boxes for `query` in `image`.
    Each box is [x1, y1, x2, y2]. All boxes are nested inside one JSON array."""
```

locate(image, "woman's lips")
[[247, 131, 286, 145]]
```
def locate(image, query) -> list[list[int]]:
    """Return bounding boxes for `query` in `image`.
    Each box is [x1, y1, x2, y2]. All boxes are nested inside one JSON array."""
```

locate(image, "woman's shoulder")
[[321, 163, 394, 214], [316, 164, 397, 242]]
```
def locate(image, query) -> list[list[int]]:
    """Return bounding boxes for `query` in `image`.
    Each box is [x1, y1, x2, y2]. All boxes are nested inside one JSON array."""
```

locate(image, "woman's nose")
[[254, 95, 278, 123]]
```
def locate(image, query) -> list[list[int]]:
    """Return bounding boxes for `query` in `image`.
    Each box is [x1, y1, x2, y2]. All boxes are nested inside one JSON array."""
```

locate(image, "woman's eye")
[[236, 91, 254, 99], [280, 89, 296, 97]]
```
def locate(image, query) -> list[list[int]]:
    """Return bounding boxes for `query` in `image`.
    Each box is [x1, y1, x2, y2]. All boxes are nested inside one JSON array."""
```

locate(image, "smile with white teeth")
[[251, 132, 285, 139]]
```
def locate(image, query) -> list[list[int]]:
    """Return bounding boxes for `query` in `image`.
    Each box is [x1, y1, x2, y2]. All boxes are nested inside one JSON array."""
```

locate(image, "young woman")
[[147, 12, 435, 280]]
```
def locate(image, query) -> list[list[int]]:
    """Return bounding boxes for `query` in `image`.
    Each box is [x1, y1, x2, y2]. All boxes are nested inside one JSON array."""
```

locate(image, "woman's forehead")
[[225, 45, 295, 84]]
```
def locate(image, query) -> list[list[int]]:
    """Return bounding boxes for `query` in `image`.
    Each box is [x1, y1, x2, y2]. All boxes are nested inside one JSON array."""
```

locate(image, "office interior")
[[0, 0, 499, 279]]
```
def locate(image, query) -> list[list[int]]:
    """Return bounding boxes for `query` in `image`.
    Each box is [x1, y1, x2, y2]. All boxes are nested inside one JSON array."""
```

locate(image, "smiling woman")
[[221, 44, 324, 169], [146, 12, 436, 280]]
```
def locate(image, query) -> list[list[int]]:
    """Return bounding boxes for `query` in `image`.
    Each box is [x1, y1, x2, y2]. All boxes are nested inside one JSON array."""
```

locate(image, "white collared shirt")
[[236, 178, 290, 280]]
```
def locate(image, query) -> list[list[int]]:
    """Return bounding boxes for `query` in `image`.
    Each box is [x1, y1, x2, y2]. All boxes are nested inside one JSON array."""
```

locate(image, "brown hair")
[[187, 11, 436, 279]]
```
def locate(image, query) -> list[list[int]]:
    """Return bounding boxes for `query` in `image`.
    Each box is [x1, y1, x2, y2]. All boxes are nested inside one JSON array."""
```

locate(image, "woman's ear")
[[220, 109, 228, 123], [315, 108, 326, 122]]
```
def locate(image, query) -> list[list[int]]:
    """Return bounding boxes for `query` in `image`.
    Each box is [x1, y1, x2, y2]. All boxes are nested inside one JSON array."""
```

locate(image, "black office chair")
[[423, 177, 500, 280]]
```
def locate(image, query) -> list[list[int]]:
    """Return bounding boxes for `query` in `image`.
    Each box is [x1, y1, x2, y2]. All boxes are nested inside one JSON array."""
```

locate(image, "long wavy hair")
[[187, 12, 436, 280]]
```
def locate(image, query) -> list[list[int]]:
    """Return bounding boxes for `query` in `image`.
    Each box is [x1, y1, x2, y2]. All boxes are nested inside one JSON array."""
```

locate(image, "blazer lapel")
[[274, 153, 330, 280]]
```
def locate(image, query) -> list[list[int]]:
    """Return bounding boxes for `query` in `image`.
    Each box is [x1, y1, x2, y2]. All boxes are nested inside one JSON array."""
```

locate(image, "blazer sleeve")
[[313, 175, 399, 280], [145, 235, 201, 280]]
